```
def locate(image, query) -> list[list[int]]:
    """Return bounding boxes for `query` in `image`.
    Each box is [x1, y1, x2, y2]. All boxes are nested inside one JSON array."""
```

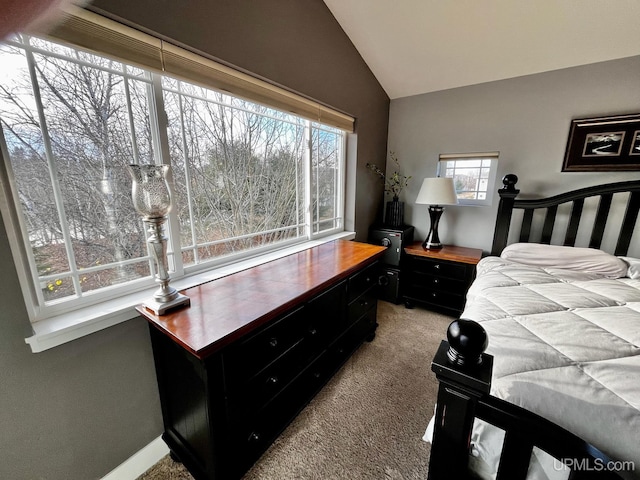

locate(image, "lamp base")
[[422, 205, 445, 250], [143, 292, 191, 316], [422, 239, 443, 250]]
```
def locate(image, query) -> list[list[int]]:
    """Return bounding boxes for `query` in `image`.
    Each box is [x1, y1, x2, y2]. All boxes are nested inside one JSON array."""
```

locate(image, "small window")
[[438, 152, 499, 206]]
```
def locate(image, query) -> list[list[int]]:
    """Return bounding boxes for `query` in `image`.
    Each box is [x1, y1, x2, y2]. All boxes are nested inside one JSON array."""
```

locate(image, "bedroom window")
[[0, 11, 351, 324], [438, 152, 499, 206]]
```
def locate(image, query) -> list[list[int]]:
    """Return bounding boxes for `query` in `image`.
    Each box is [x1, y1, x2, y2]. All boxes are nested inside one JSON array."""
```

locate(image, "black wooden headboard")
[[491, 174, 640, 256]]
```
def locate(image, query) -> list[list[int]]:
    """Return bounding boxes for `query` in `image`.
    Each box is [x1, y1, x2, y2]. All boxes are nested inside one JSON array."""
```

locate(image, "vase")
[[385, 197, 404, 227]]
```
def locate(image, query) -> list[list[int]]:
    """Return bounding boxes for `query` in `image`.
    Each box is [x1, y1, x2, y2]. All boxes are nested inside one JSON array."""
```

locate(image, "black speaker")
[[368, 225, 414, 267]]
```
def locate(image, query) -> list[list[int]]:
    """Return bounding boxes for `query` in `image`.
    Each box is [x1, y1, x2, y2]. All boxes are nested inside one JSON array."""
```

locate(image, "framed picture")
[[630, 130, 640, 156], [562, 113, 640, 171]]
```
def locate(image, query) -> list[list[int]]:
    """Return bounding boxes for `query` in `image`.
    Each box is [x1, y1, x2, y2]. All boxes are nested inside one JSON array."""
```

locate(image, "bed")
[[425, 174, 640, 480]]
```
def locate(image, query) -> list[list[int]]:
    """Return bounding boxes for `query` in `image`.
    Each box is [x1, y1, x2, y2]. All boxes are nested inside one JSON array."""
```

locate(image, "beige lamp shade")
[[415, 177, 458, 205]]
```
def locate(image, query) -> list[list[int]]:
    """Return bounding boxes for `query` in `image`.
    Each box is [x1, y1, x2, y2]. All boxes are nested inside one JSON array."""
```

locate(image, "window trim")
[[23, 231, 356, 353]]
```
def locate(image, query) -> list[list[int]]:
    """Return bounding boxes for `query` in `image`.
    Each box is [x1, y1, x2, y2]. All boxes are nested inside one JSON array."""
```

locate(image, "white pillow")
[[619, 256, 640, 279], [500, 243, 628, 279]]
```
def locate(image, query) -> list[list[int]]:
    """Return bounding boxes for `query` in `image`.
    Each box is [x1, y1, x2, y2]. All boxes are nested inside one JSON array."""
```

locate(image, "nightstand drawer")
[[409, 271, 466, 293], [408, 256, 466, 280], [406, 285, 465, 311]]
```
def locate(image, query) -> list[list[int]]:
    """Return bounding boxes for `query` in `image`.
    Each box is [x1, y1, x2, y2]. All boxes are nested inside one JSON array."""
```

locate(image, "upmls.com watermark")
[[554, 458, 635, 473]]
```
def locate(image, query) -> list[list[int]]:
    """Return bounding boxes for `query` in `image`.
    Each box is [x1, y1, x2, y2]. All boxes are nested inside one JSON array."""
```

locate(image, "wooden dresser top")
[[136, 240, 385, 359]]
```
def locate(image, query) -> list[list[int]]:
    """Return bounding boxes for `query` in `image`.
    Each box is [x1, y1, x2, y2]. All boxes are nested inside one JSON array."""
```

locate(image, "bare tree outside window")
[[0, 36, 149, 302], [0, 34, 345, 316], [162, 81, 308, 265]]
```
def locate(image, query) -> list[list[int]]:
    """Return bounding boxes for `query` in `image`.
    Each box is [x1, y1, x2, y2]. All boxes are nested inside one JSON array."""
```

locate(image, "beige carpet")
[[138, 300, 453, 480]]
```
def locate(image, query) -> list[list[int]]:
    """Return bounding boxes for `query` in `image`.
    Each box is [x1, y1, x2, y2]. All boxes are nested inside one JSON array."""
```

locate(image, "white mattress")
[[461, 256, 640, 479]]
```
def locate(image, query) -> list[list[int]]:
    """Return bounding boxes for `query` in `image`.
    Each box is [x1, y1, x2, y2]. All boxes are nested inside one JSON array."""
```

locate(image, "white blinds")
[[45, 7, 355, 132], [439, 152, 500, 160]]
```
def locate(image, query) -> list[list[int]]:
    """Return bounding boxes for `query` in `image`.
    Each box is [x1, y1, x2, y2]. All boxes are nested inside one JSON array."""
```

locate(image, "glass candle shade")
[[128, 164, 172, 219]]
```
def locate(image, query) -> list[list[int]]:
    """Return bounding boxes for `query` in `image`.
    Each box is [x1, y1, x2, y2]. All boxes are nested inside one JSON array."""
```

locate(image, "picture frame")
[[562, 113, 640, 171]]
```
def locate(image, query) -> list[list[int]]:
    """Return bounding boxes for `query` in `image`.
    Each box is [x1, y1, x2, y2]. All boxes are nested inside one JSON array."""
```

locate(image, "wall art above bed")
[[562, 113, 640, 171]]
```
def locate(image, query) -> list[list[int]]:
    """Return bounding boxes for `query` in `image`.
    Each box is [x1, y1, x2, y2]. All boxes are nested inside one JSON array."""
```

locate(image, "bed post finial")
[[502, 173, 518, 192], [428, 323, 493, 480], [491, 173, 521, 256], [446, 319, 488, 366]]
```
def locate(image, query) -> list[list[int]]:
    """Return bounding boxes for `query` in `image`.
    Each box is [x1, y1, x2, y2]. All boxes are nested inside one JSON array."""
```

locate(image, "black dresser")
[[139, 241, 385, 479]]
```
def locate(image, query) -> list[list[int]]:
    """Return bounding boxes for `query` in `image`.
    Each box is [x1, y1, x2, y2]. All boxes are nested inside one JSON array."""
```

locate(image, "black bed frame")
[[491, 173, 640, 256], [427, 174, 640, 480]]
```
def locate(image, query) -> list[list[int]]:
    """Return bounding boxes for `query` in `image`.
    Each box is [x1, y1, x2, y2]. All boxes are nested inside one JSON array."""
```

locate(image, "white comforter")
[[462, 256, 640, 479]]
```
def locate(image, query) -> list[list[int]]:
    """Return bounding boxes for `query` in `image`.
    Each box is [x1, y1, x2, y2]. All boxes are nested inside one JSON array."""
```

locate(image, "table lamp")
[[415, 177, 458, 249]]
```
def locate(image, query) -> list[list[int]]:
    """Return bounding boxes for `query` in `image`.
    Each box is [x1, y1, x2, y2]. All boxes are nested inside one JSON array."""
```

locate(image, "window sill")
[[25, 232, 356, 353]]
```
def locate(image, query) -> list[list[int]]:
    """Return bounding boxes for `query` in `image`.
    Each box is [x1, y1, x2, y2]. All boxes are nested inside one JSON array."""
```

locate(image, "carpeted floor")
[[138, 300, 453, 480]]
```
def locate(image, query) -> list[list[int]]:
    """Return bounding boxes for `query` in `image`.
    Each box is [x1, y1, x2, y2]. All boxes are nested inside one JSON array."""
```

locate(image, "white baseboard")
[[101, 436, 169, 480]]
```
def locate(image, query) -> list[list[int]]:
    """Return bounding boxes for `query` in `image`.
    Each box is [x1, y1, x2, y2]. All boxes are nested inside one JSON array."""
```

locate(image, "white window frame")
[[437, 152, 499, 206], [0, 16, 354, 352]]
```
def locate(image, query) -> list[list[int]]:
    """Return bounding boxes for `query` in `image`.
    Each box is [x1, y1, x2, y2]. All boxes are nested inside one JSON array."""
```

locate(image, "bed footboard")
[[428, 319, 625, 480]]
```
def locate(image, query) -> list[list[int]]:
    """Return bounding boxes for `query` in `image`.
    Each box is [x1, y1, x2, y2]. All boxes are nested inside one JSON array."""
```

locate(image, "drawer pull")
[[434, 264, 441, 270], [266, 375, 279, 386], [431, 292, 438, 298], [365, 276, 371, 283], [360, 300, 369, 307], [248, 432, 261, 443], [268, 337, 278, 348], [313, 371, 321, 379], [433, 278, 439, 284], [308, 327, 318, 336]]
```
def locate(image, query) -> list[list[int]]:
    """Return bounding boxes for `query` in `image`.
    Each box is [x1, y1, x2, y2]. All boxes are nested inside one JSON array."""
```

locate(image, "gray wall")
[[0, 1, 388, 479], [0, 224, 162, 479], [388, 56, 640, 253]]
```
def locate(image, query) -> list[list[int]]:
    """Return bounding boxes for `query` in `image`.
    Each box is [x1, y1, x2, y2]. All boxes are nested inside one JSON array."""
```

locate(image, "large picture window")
[[0, 33, 346, 322]]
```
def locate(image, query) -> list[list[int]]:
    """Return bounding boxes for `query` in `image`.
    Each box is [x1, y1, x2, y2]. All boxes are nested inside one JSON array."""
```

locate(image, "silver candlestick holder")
[[128, 164, 190, 315]]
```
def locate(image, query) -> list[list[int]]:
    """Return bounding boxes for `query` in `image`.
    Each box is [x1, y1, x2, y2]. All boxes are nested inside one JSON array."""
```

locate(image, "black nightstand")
[[403, 242, 483, 316]]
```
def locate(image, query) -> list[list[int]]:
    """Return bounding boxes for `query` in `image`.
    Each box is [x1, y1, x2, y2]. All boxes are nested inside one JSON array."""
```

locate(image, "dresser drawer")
[[234, 352, 331, 466], [347, 261, 379, 303], [306, 280, 346, 341], [225, 281, 345, 407], [408, 256, 467, 280], [228, 335, 318, 415], [328, 307, 377, 366], [347, 287, 377, 325], [224, 305, 308, 381]]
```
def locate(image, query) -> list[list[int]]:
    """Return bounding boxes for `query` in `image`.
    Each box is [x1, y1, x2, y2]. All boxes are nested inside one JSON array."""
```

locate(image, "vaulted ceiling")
[[323, 0, 640, 99]]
